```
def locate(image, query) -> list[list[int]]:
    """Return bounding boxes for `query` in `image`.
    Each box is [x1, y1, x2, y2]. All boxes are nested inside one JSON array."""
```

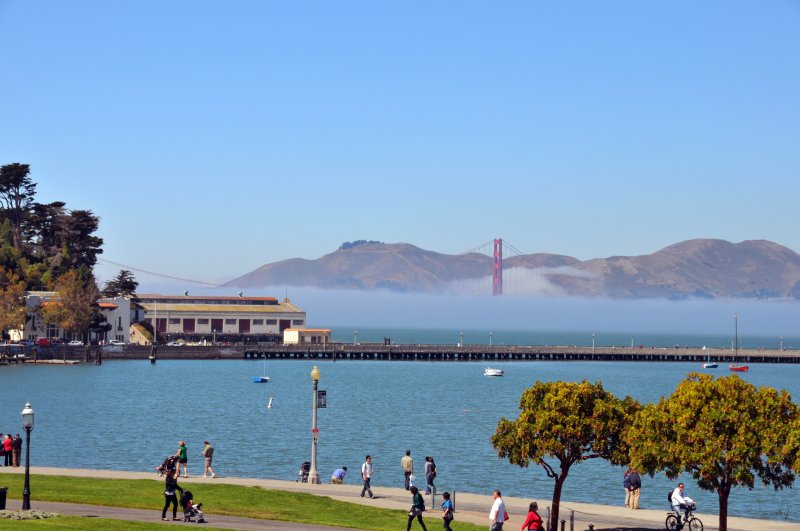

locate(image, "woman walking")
[[441, 491, 454, 531], [520, 501, 543, 530], [424, 456, 437, 495], [161, 470, 184, 521], [406, 485, 428, 531], [175, 440, 189, 477]]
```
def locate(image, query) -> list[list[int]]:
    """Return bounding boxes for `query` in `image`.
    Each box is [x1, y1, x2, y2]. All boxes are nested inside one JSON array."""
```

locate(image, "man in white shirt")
[[489, 489, 506, 530], [671, 482, 694, 526], [360, 455, 374, 498]]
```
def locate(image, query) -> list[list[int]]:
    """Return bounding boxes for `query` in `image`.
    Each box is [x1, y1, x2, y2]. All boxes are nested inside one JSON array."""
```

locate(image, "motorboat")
[[484, 367, 504, 377]]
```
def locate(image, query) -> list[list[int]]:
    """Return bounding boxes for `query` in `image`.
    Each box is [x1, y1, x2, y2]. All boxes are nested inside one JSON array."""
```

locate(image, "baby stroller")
[[180, 490, 205, 523], [156, 455, 178, 476], [296, 461, 311, 483]]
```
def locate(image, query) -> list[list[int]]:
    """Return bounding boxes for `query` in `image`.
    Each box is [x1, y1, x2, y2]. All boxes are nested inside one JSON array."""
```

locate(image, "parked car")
[[36, 338, 52, 347], [165, 341, 183, 346], [108, 340, 126, 346], [67, 340, 84, 346]]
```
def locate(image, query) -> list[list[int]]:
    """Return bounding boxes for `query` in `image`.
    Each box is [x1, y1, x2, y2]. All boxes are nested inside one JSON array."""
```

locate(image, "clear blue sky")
[[2, 1, 798, 282]]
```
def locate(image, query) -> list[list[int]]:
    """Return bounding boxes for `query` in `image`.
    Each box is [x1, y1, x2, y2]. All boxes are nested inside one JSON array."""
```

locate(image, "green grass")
[[0, 472, 483, 530]]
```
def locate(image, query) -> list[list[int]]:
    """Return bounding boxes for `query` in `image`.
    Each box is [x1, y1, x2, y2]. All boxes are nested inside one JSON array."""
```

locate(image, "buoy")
[[267, 396, 274, 409]]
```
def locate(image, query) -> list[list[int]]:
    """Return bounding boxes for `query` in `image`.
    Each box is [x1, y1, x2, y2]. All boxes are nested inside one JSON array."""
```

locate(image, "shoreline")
[[1, 466, 796, 530]]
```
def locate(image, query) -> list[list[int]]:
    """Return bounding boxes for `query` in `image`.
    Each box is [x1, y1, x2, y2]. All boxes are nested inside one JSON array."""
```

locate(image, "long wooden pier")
[[243, 344, 800, 364]]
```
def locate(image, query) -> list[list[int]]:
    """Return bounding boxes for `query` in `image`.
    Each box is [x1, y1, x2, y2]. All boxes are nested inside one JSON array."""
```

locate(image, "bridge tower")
[[492, 238, 503, 296]]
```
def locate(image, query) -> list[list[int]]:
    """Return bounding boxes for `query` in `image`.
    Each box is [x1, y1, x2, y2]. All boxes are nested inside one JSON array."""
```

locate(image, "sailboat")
[[728, 314, 749, 372], [702, 355, 718, 369], [253, 357, 270, 383]]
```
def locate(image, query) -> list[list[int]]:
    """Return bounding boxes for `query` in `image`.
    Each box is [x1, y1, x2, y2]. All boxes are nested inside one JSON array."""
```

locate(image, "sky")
[[2, 2, 799, 307]]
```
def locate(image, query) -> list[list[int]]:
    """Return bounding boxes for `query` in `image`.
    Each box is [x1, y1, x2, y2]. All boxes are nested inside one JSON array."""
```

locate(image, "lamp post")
[[459, 331, 463, 347], [592, 333, 595, 352], [309, 366, 321, 484], [353, 331, 357, 345], [780, 336, 784, 351], [489, 331, 493, 347], [21, 402, 34, 510]]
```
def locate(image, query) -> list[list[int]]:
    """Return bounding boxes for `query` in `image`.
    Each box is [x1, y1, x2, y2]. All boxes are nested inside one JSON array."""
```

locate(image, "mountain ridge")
[[225, 239, 800, 300]]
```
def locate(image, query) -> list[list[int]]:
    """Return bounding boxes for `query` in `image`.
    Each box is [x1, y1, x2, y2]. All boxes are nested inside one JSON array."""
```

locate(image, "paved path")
[[2, 467, 796, 530]]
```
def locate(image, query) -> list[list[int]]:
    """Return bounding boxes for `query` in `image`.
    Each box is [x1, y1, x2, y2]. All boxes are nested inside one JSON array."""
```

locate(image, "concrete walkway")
[[1, 467, 795, 530]]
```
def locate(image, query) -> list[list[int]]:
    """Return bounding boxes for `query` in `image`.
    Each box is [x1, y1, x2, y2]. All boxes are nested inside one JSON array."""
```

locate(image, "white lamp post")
[[21, 402, 34, 510], [309, 366, 321, 484]]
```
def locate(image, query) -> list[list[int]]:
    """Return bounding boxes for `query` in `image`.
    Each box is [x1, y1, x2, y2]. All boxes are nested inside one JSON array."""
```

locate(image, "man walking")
[[401, 449, 413, 490], [360, 455, 374, 498], [627, 468, 642, 509], [489, 489, 506, 530], [202, 441, 216, 478]]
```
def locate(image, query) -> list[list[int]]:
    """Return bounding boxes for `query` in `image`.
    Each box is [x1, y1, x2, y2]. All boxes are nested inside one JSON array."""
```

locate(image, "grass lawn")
[[0, 472, 483, 530]]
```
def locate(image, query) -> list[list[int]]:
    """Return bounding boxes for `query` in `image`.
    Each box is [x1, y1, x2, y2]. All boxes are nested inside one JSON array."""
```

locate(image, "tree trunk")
[[549, 475, 566, 531], [718, 483, 730, 531]]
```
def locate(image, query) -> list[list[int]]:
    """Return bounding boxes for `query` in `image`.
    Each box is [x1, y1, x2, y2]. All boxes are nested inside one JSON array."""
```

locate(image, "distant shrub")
[[339, 240, 383, 250]]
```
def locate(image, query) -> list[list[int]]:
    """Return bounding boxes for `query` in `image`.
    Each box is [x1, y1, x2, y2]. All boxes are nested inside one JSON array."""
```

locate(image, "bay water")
[[1, 328, 799, 523]]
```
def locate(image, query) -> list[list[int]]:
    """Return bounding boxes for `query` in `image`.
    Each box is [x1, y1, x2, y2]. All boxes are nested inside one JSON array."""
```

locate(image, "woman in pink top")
[[520, 501, 543, 531], [2, 435, 13, 466]]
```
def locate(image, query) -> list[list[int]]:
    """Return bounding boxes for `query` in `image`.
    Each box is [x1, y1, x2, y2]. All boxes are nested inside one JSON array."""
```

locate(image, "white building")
[[18, 291, 131, 343], [135, 294, 306, 342], [283, 328, 332, 345]]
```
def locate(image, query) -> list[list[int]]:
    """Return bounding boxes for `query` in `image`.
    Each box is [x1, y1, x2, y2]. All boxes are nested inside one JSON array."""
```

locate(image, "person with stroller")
[[670, 482, 695, 527], [161, 470, 184, 521], [180, 489, 206, 523], [406, 485, 428, 531]]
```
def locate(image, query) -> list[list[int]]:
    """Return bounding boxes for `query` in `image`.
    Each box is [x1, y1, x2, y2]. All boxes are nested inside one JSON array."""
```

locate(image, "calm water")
[[2, 354, 800, 522]]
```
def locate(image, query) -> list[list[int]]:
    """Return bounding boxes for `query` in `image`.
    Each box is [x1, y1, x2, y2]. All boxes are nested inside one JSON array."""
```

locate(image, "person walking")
[[424, 456, 437, 495], [161, 470, 184, 521], [401, 449, 414, 490], [520, 501, 543, 530], [360, 455, 374, 498], [441, 491, 454, 531], [627, 468, 642, 510], [12, 434, 22, 467], [406, 485, 428, 531], [174, 441, 189, 478], [489, 490, 506, 531], [623, 467, 632, 507], [202, 441, 216, 478], [331, 466, 347, 484]]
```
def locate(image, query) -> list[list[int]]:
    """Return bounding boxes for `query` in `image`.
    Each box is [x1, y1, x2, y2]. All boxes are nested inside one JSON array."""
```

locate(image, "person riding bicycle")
[[670, 482, 695, 526]]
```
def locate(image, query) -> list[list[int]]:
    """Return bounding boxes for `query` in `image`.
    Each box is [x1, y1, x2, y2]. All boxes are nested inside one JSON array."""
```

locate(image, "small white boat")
[[484, 367, 504, 377], [703, 361, 718, 369], [253, 358, 270, 383]]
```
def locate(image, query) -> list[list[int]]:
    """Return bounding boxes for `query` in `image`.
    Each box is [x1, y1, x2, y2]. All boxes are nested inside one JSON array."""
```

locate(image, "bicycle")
[[665, 503, 703, 531]]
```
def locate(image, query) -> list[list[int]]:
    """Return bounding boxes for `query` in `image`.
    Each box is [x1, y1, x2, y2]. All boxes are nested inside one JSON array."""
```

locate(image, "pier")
[[12, 343, 800, 363]]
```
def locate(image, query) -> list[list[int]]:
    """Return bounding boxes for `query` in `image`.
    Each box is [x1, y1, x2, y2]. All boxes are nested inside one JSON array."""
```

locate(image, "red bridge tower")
[[492, 238, 503, 296]]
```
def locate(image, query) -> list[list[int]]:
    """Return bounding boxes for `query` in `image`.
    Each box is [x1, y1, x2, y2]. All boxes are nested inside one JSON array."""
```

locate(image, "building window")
[[266, 319, 277, 325], [292, 319, 304, 326], [198, 319, 209, 325], [225, 319, 236, 325], [169, 318, 180, 325], [252, 319, 264, 325]]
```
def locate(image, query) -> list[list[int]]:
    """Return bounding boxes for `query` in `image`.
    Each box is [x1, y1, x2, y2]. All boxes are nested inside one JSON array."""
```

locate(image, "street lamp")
[[309, 366, 321, 484], [780, 336, 784, 351], [489, 331, 493, 347], [21, 402, 34, 510], [353, 331, 357, 345], [592, 333, 595, 352]]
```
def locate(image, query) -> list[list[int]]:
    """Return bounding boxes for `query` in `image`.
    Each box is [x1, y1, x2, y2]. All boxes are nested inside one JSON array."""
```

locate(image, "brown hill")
[[225, 239, 800, 299]]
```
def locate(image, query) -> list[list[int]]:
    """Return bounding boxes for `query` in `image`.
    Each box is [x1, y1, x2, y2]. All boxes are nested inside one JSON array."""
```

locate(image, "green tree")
[[492, 381, 640, 531], [0, 266, 27, 340], [40, 269, 100, 342], [101, 269, 139, 298], [627, 373, 800, 531], [0, 162, 36, 251]]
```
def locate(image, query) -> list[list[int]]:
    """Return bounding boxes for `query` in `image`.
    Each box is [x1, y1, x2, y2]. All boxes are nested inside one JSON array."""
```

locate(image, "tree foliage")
[[40, 269, 100, 339], [492, 380, 640, 531], [0, 163, 103, 290], [627, 372, 800, 531], [0, 266, 27, 339], [101, 269, 139, 299]]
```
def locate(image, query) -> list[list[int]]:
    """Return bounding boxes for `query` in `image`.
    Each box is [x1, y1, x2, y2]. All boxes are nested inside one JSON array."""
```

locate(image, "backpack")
[[667, 491, 672, 503]]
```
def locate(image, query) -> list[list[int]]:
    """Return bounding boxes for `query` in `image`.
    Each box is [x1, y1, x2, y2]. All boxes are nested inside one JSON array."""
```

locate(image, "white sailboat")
[[728, 314, 749, 372], [253, 357, 270, 382]]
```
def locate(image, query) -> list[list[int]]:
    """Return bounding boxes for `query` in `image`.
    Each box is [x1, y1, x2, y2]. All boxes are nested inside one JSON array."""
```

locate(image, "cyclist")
[[670, 482, 695, 527]]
